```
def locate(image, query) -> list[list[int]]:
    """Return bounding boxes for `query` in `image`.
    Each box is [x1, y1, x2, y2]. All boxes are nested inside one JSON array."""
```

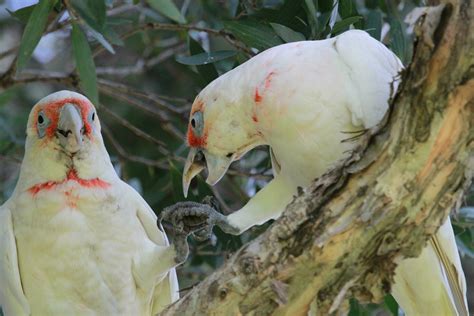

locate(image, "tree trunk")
[[161, 0, 474, 314]]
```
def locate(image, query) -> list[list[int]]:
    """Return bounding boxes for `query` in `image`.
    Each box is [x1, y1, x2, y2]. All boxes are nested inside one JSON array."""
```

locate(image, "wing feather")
[[0, 205, 30, 316]]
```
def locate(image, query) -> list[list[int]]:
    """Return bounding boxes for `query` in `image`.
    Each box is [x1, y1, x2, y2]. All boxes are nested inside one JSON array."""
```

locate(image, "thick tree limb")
[[161, 0, 474, 315]]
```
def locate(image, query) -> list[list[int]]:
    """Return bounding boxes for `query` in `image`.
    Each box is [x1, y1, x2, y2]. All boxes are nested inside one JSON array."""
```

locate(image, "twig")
[[98, 104, 168, 150], [101, 123, 169, 170]]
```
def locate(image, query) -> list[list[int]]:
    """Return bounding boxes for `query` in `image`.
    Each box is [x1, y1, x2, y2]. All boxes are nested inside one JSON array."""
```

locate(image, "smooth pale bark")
[[162, 0, 474, 315]]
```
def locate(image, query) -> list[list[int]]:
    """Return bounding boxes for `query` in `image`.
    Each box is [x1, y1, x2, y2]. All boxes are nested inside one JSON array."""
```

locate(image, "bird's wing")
[[0, 205, 30, 316], [122, 185, 180, 313], [270, 147, 281, 175], [392, 217, 468, 316], [334, 30, 404, 129]]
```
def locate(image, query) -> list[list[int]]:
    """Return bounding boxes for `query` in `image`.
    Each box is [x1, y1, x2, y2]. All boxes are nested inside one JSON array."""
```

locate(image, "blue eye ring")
[[37, 110, 50, 138], [190, 111, 203, 136]]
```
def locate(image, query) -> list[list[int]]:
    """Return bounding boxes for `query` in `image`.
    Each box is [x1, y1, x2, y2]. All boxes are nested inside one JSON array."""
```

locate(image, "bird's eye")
[[88, 111, 96, 125], [37, 110, 50, 138], [190, 111, 204, 136]]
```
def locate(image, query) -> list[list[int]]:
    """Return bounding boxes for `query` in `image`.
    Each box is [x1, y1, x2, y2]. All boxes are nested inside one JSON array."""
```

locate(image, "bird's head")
[[18, 90, 115, 189], [26, 90, 100, 155], [182, 79, 265, 197]]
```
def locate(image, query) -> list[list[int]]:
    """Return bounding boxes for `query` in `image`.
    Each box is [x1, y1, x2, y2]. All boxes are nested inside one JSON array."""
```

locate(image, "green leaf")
[[169, 161, 183, 202], [72, 23, 99, 105], [224, 20, 283, 51], [303, 0, 318, 38], [71, 0, 106, 32], [338, 0, 358, 18], [366, 9, 383, 40], [176, 50, 237, 66], [146, 0, 186, 24], [188, 37, 219, 85], [71, 0, 114, 53], [7, 4, 36, 24], [270, 23, 305, 42], [389, 18, 408, 64], [455, 228, 474, 258], [16, 0, 56, 71], [383, 294, 399, 316], [331, 16, 363, 35], [86, 25, 116, 54]]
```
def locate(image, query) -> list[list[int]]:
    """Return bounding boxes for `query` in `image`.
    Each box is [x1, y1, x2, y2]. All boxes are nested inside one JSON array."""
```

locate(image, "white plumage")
[[0, 91, 179, 315], [183, 30, 468, 315]]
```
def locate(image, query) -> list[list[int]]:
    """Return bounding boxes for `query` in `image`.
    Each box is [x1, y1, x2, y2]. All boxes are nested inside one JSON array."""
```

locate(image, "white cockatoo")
[[0, 91, 191, 315], [171, 30, 468, 315]]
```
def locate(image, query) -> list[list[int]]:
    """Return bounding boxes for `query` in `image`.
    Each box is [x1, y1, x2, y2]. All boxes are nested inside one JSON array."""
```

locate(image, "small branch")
[[102, 123, 169, 170]]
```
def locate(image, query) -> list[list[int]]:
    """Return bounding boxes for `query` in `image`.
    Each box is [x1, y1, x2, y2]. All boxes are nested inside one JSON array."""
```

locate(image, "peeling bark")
[[161, 0, 474, 315]]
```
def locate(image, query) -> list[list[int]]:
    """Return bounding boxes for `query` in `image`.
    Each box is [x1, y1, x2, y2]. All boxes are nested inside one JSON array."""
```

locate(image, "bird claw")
[[159, 196, 239, 242]]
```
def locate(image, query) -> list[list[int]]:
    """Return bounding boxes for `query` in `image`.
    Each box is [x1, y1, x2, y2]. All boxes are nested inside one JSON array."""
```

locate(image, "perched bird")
[[0, 91, 189, 315], [172, 30, 468, 315]]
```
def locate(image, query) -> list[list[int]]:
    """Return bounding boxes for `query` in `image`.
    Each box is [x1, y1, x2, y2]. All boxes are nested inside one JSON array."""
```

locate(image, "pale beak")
[[57, 104, 84, 153], [182, 148, 233, 197]]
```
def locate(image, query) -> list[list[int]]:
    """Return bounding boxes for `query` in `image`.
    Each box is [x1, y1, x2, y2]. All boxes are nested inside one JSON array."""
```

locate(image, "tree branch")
[[161, 1, 474, 315]]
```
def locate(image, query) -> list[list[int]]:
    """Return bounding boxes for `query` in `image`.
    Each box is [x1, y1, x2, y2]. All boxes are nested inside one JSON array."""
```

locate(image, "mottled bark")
[[161, 0, 474, 315]]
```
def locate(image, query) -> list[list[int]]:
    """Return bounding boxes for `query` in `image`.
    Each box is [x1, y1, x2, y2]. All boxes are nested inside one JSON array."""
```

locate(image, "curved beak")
[[182, 148, 233, 197], [57, 104, 84, 153]]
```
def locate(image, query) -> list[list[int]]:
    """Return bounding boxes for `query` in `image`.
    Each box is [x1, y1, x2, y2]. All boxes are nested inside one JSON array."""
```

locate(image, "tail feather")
[[392, 217, 469, 316]]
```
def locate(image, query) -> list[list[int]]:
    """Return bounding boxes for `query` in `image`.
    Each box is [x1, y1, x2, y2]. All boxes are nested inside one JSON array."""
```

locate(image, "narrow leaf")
[[389, 18, 407, 64], [270, 23, 305, 42], [147, 0, 186, 24], [72, 23, 99, 105], [303, 0, 318, 38], [338, 0, 358, 18], [176, 50, 236, 66], [71, 0, 106, 32], [224, 20, 283, 51], [188, 37, 218, 85], [366, 9, 383, 40], [383, 294, 399, 316], [16, 0, 56, 71], [331, 16, 363, 35], [7, 4, 36, 24]]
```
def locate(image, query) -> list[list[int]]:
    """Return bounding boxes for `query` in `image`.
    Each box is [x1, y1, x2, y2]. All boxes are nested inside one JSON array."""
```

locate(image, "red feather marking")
[[253, 71, 276, 104], [28, 168, 110, 196], [34, 98, 94, 138], [254, 89, 263, 103], [187, 127, 207, 147]]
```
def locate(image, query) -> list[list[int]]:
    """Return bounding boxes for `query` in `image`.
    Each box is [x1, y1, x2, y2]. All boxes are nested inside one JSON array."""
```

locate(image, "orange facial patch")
[[187, 125, 207, 147], [34, 98, 94, 138]]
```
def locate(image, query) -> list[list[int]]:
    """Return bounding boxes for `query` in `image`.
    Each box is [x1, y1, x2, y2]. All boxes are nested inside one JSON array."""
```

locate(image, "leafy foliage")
[[0, 0, 472, 314]]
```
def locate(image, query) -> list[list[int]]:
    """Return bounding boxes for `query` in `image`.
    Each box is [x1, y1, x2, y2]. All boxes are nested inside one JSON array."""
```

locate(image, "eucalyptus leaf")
[[16, 0, 56, 71], [71, 0, 106, 32], [383, 294, 399, 316], [338, 0, 359, 18], [147, 0, 186, 24], [224, 20, 283, 51], [303, 0, 318, 38], [7, 4, 36, 24], [72, 23, 99, 105], [331, 16, 363, 35], [270, 23, 305, 42], [176, 50, 237, 66], [188, 37, 219, 85], [366, 9, 383, 40], [389, 18, 408, 63]]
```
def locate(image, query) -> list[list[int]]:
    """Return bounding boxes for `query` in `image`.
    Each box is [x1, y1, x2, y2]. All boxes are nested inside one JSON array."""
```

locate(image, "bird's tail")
[[392, 217, 469, 316]]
